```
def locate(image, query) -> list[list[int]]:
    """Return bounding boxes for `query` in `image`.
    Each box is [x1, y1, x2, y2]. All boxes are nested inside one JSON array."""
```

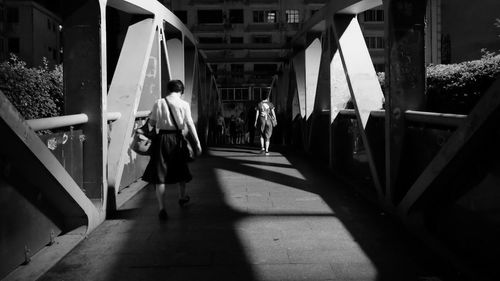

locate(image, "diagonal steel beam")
[[398, 76, 500, 214], [0, 92, 101, 232], [332, 14, 384, 199], [107, 19, 157, 197]]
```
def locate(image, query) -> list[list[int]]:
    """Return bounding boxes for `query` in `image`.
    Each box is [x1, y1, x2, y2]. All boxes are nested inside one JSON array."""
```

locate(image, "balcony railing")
[[189, 0, 224, 4], [246, 23, 279, 32], [192, 23, 225, 32], [303, 0, 327, 4], [246, 0, 279, 5]]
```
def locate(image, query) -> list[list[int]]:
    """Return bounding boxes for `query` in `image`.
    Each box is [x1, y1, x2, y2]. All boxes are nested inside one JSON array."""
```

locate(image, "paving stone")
[[252, 263, 335, 281], [40, 147, 442, 281]]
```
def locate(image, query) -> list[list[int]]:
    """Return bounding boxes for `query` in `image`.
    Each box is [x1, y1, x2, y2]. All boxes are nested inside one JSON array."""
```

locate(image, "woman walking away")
[[254, 93, 277, 155], [143, 80, 202, 220]]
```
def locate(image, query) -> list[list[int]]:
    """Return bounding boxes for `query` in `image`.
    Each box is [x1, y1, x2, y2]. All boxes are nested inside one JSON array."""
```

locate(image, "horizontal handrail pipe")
[[135, 111, 150, 119], [405, 110, 467, 127], [27, 114, 89, 131], [106, 112, 122, 122], [337, 109, 467, 127]]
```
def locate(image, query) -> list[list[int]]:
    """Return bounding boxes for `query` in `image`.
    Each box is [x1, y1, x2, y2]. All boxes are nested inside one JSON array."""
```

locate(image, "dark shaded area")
[[41, 147, 449, 281], [415, 107, 500, 281]]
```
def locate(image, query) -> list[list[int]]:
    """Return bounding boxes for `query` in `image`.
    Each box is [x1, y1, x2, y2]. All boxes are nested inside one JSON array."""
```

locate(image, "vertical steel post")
[[385, 0, 428, 204], [63, 0, 107, 202]]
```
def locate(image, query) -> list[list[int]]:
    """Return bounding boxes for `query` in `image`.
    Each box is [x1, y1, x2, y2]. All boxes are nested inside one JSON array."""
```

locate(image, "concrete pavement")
[[39, 146, 443, 281]]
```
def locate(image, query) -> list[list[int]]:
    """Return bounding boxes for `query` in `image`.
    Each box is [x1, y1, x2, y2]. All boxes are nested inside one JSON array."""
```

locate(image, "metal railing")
[[26, 111, 152, 131], [338, 109, 467, 127]]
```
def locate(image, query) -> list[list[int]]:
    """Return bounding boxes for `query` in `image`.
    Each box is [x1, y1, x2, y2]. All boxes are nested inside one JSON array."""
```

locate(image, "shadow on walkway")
[[40, 146, 446, 281]]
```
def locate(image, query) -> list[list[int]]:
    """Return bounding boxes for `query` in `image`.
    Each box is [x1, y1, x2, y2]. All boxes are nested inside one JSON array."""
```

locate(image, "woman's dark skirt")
[[142, 130, 192, 184]]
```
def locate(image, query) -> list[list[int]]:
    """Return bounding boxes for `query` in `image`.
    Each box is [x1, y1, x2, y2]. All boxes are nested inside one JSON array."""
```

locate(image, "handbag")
[[269, 112, 277, 127], [165, 99, 195, 162], [131, 120, 153, 156]]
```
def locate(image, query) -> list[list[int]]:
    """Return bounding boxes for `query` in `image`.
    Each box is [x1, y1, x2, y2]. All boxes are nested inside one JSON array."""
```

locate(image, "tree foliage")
[[0, 54, 63, 120], [377, 54, 500, 114], [426, 53, 500, 113]]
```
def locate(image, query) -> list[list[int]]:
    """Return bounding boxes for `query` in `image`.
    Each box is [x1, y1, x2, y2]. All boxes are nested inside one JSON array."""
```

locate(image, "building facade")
[[170, 0, 327, 117], [2, 0, 61, 67], [441, 0, 500, 63]]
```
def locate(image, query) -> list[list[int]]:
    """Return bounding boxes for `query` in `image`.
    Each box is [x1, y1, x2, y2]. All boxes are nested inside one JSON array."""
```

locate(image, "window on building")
[[253, 87, 270, 100], [235, 88, 242, 100], [241, 88, 249, 100], [231, 64, 244, 72], [199, 37, 224, 44], [254, 64, 276, 72], [365, 36, 385, 49], [261, 88, 270, 100], [174, 10, 188, 24], [286, 10, 300, 23], [230, 37, 243, 44], [8, 38, 19, 53], [198, 10, 223, 24], [364, 9, 384, 22], [231, 64, 244, 79], [253, 10, 277, 23], [229, 9, 244, 24], [221, 88, 229, 100], [253, 87, 261, 100], [7, 7, 19, 23], [253, 35, 272, 44], [310, 9, 319, 17], [220, 88, 250, 101], [286, 36, 293, 43], [374, 63, 385, 72]]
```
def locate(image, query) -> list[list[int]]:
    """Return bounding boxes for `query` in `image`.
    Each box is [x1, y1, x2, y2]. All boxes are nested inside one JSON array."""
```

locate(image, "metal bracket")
[[49, 229, 56, 246], [23, 245, 31, 265]]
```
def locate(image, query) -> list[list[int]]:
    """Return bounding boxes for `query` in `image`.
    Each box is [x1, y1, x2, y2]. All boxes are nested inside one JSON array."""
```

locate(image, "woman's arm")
[[185, 105, 202, 155], [254, 110, 259, 128], [147, 101, 158, 131]]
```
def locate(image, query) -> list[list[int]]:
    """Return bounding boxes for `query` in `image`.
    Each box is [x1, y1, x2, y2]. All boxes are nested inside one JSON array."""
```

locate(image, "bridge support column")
[[63, 0, 108, 206], [385, 0, 428, 204]]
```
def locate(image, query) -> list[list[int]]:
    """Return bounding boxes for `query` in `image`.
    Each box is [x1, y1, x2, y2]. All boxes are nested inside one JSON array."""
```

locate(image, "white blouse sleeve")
[[184, 102, 194, 125]]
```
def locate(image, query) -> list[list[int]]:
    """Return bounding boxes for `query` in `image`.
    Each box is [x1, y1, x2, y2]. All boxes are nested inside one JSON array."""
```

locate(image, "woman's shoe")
[[178, 195, 190, 207], [158, 209, 168, 220]]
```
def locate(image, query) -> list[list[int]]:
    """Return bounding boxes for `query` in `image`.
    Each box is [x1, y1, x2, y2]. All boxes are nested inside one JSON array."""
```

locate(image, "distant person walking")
[[143, 80, 202, 220], [215, 112, 225, 145], [236, 113, 245, 144], [254, 94, 277, 155]]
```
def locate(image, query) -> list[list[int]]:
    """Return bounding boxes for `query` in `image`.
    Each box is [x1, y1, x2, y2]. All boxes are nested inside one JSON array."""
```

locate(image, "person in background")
[[215, 112, 225, 145], [229, 115, 237, 144], [246, 108, 256, 145], [143, 80, 202, 220], [254, 94, 277, 155], [236, 113, 245, 144]]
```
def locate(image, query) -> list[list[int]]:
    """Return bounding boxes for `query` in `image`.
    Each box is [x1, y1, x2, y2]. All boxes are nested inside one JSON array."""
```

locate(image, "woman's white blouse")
[[149, 96, 193, 132]]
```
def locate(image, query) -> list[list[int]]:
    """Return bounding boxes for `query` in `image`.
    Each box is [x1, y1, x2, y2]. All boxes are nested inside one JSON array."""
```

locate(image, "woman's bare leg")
[[178, 181, 190, 206], [155, 184, 166, 210], [178, 182, 186, 199]]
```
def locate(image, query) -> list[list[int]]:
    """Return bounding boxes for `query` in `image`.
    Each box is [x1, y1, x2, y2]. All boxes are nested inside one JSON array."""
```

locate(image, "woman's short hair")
[[167, 80, 184, 94]]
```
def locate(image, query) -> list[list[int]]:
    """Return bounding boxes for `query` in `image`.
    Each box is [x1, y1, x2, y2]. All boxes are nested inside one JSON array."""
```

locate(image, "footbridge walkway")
[[1, 0, 500, 280]]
